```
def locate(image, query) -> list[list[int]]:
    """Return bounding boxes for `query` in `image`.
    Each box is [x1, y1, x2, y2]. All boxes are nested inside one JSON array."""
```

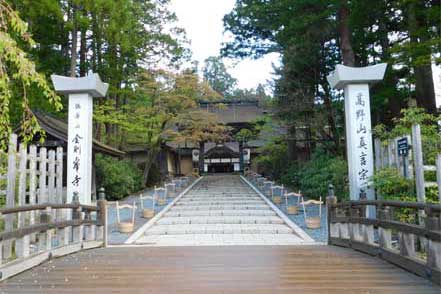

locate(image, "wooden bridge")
[[0, 174, 440, 293], [1, 246, 439, 293]]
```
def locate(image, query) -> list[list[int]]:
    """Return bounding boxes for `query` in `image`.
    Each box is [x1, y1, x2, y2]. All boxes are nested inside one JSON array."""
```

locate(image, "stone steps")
[[145, 224, 293, 235], [182, 194, 260, 200], [133, 175, 311, 246], [187, 193, 256, 197], [165, 209, 277, 217], [157, 216, 285, 225], [136, 234, 305, 246], [190, 190, 254, 193], [170, 204, 270, 211], [176, 198, 265, 206]]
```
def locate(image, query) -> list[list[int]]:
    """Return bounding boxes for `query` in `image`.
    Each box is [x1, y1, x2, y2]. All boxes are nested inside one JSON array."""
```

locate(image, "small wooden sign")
[[397, 137, 409, 156]]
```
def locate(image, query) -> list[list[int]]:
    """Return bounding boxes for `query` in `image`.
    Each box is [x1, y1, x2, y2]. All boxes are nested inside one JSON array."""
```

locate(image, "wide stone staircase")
[[134, 175, 314, 246]]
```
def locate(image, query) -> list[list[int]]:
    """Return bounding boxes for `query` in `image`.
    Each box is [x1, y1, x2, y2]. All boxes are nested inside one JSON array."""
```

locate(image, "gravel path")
[[106, 180, 194, 245], [246, 177, 328, 243]]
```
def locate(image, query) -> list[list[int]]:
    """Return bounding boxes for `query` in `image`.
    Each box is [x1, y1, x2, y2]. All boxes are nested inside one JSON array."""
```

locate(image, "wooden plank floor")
[[1, 245, 439, 293]]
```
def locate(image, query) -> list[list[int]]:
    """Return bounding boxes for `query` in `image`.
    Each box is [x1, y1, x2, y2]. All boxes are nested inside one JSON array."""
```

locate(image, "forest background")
[[0, 0, 439, 201]]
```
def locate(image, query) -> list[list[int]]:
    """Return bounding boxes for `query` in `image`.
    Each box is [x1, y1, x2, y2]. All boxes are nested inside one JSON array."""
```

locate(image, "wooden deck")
[[1, 245, 439, 293]]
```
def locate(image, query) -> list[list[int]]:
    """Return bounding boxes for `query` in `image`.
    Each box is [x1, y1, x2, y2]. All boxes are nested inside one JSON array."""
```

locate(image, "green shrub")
[[0, 152, 6, 208], [281, 151, 349, 200], [372, 168, 440, 222], [372, 168, 414, 200], [255, 140, 288, 180], [95, 154, 144, 200], [373, 108, 441, 165], [372, 168, 439, 203], [426, 186, 440, 204], [146, 163, 161, 186]]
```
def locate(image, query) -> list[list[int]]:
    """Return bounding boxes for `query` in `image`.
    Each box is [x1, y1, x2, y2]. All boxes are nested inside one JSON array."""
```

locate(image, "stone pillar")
[[198, 142, 205, 174], [51, 72, 108, 204], [327, 64, 387, 218], [326, 184, 337, 244], [239, 141, 244, 173]]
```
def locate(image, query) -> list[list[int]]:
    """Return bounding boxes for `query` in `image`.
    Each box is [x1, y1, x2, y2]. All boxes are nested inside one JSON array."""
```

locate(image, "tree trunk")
[[287, 125, 298, 162], [95, 121, 101, 141], [143, 149, 158, 185], [60, 11, 70, 76], [408, 2, 437, 113], [79, 25, 87, 77], [337, 1, 355, 66], [70, 1, 78, 77], [322, 88, 341, 155], [105, 123, 111, 142], [414, 65, 436, 113], [94, 10, 103, 73]]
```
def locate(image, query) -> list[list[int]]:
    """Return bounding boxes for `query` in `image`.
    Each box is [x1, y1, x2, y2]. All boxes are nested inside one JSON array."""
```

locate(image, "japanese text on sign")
[[71, 103, 82, 199], [355, 92, 369, 198]]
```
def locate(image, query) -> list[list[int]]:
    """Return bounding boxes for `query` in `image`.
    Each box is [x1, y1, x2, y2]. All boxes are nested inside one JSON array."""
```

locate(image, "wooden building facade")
[[159, 99, 272, 176]]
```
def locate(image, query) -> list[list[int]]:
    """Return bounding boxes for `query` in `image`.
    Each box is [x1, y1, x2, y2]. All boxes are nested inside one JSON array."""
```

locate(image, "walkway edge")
[[124, 176, 204, 244], [0, 240, 102, 282], [240, 175, 316, 243]]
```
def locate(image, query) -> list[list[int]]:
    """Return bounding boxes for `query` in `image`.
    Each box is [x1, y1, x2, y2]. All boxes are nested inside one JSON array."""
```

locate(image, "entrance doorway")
[[208, 163, 234, 173], [204, 144, 240, 173]]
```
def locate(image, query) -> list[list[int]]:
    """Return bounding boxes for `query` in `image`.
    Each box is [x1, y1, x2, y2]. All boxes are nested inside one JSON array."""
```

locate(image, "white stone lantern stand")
[[51, 72, 109, 204], [327, 64, 387, 217]]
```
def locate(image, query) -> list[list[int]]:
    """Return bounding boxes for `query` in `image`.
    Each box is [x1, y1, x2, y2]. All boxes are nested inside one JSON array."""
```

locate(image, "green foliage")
[[426, 187, 439, 204], [0, 151, 5, 208], [223, 0, 440, 161], [373, 107, 441, 165], [8, 0, 188, 149], [371, 108, 441, 221], [371, 164, 411, 223], [202, 56, 237, 97], [282, 151, 349, 200], [234, 128, 256, 143], [146, 163, 161, 187], [168, 110, 231, 146], [372, 168, 439, 204], [230, 84, 272, 105], [372, 168, 415, 200], [95, 154, 143, 201], [223, 0, 344, 154], [372, 168, 439, 222], [94, 69, 215, 182], [255, 139, 287, 180], [0, 1, 62, 149]]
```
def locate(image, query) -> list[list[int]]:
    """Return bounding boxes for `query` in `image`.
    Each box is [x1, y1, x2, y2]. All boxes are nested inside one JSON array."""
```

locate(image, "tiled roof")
[[204, 142, 239, 153], [34, 111, 125, 157], [199, 101, 266, 124]]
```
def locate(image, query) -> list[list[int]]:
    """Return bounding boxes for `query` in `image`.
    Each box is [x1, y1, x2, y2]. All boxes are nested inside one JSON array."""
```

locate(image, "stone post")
[[71, 193, 83, 244], [326, 184, 337, 244], [97, 187, 108, 247], [51, 72, 108, 204], [436, 154, 441, 202], [327, 64, 387, 218]]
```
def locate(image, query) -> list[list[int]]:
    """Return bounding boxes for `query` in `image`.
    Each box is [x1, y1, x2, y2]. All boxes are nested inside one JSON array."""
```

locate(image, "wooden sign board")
[[397, 137, 409, 156]]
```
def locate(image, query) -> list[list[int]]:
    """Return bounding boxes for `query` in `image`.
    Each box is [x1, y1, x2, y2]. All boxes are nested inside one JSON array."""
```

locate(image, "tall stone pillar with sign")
[[327, 64, 387, 217], [52, 73, 109, 204]]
